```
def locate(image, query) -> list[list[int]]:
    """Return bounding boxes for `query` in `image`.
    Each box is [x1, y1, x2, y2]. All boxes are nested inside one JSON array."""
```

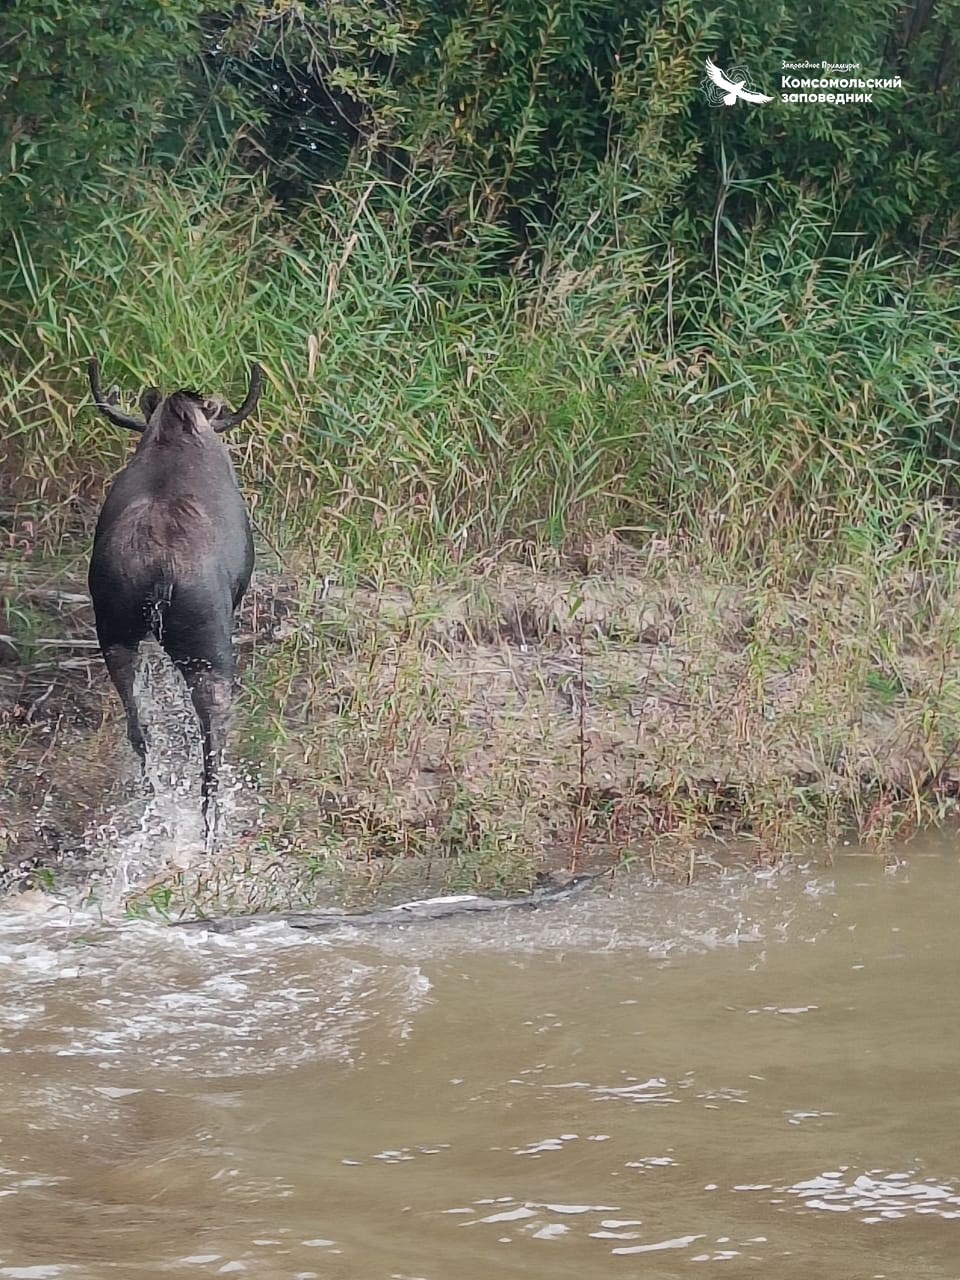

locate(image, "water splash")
[[79, 642, 252, 915]]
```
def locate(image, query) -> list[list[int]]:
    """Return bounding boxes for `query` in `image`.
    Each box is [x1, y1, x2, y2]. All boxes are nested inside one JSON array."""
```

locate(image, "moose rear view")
[[86, 358, 262, 849]]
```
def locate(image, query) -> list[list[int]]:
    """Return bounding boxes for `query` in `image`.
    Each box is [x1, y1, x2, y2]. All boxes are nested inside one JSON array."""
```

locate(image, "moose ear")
[[202, 395, 226, 421], [140, 388, 161, 419]]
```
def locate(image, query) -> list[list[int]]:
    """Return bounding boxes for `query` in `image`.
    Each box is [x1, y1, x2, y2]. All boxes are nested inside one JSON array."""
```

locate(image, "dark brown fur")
[[107, 496, 215, 573]]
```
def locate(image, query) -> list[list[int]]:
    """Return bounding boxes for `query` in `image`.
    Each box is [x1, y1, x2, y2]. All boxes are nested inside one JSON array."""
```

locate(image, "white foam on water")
[[783, 1168, 960, 1221], [0, 911, 431, 1077], [0, 856, 835, 1092]]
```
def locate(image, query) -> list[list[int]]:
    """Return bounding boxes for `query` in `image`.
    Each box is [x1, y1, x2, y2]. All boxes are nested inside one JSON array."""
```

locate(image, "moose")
[[86, 358, 262, 848]]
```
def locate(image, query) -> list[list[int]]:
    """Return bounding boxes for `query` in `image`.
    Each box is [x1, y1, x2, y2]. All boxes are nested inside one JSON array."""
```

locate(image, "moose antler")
[[88, 360, 146, 432], [212, 364, 263, 432]]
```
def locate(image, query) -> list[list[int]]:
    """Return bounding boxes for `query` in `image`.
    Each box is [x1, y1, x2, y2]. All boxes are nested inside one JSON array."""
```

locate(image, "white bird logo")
[[703, 57, 773, 105]]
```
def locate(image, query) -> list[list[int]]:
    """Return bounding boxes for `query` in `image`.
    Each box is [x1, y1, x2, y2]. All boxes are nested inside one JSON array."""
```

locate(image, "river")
[[0, 842, 957, 1278]]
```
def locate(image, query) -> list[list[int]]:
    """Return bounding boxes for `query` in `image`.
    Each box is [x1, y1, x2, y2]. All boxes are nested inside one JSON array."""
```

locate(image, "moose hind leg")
[[101, 643, 147, 767], [181, 665, 233, 849]]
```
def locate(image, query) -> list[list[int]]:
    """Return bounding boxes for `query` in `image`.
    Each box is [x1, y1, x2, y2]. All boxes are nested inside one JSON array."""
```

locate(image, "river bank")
[[3, 529, 959, 916]]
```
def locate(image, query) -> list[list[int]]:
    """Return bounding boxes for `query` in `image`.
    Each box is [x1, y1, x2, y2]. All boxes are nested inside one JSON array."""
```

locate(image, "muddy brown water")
[[0, 842, 958, 1279]]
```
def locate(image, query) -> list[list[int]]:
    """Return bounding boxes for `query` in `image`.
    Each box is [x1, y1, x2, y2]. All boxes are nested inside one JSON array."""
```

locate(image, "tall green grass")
[[1, 163, 958, 577]]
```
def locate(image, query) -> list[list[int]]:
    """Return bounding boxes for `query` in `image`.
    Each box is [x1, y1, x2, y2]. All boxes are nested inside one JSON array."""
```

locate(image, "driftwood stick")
[[17, 589, 90, 605], [0, 635, 98, 649], [172, 872, 606, 935]]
